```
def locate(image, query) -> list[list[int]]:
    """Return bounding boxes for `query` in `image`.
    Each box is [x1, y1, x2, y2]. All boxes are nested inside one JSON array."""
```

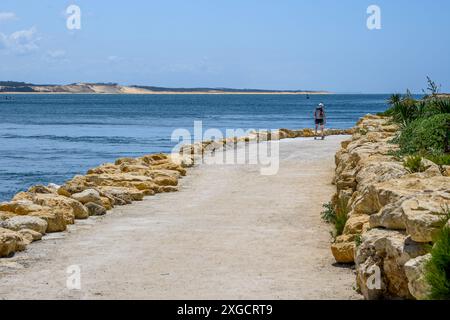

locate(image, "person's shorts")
[[315, 119, 324, 125]]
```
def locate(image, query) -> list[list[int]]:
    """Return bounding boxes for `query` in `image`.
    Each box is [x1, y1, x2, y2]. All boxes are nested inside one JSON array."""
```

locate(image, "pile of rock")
[[330, 115, 450, 299], [0, 127, 352, 259], [0, 153, 192, 258]]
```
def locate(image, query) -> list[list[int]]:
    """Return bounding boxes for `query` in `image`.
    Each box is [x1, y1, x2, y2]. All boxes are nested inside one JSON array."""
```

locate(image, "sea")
[[0, 94, 391, 201]]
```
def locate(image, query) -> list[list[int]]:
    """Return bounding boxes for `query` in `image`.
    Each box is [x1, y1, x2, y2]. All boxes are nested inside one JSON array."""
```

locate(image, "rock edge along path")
[[0, 136, 359, 300]]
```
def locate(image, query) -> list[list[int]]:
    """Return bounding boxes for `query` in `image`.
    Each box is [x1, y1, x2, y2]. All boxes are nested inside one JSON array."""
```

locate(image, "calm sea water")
[[0, 94, 390, 201]]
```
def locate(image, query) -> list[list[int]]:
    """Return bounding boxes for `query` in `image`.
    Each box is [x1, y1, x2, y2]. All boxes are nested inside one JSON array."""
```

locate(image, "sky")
[[0, 0, 449, 93]]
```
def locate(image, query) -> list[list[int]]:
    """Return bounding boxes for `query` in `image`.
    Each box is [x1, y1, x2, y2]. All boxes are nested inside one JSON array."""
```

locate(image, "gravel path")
[[0, 136, 360, 300]]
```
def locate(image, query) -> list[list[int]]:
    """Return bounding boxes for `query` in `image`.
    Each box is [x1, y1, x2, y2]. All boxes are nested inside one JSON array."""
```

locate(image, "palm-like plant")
[[388, 93, 402, 106]]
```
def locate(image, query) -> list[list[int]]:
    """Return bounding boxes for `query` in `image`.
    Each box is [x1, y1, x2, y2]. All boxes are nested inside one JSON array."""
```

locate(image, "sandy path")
[[0, 136, 359, 300]]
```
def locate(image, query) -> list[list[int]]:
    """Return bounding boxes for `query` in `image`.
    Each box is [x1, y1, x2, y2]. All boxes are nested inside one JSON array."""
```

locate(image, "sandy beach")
[[0, 136, 359, 300]]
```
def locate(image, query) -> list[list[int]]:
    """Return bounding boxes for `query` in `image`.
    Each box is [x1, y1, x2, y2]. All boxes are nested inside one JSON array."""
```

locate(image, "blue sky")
[[0, 0, 449, 93]]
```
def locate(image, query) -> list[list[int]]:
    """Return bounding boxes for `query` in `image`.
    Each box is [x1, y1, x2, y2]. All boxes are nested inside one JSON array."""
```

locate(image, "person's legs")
[[320, 123, 325, 139], [314, 123, 318, 139]]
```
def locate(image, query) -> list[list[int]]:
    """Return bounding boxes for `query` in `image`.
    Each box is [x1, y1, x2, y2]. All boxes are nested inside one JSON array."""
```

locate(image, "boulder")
[[115, 157, 140, 166], [350, 176, 449, 217], [0, 211, 16, 221], [355, 161, 408, 192], [47, 183, 61, 192], [100, 196, 114, 210], [18, 229, 42, 242], [0, 200, 46, 215], [375, 176, 449, 208], [12, 192, 36, 202], [0, 227, 26, 257], [28, 210, 66, 233], [369, 201, 406, 230], [98, 186, 143, 202], [404, 254, 431, 300], [28, 185, 55, 194], [85, 173, 155, 187], [401, 193, 450, 243], [150, 163, 186, 176], [443, 165, 450, 177], [157, 186, 179, 193], [58, 175, 91, 195], [71, 189, 102, 205], [85, 202, 107, 216], [169, 153, 194, 168], [153, 176, 178, 186], [343, 214, 370, 235], [139, 153, 168, 165], [34, 193, 89, 221], [87, 163, 120, 174], [355, 228, 429, 300], [331, 234, 356, 263], [2, 216, 48, 234]]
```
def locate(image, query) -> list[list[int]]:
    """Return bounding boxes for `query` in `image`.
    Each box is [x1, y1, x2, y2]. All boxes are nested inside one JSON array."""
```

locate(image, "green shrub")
[[321, 202, 335, 223], [321, 199, 349, 239], [425, 153, 450, 166], [334, 198, 349, 237], [398, 114, 450, 155], [381, 87, 449, 125], [403, 155, 426, 173], [390, 96, 420, 125], [425, 225, 450, 300], [423, 98, 450, 117]]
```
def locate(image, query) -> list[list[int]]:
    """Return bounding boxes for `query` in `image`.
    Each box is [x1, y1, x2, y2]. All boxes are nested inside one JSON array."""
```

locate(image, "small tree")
[[423, 76, 441, 97]]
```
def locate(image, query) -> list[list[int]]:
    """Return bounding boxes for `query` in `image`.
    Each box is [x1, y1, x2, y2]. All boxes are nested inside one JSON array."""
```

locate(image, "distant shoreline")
[[0, 91, 330, 95], [0, 82, 329, 95]]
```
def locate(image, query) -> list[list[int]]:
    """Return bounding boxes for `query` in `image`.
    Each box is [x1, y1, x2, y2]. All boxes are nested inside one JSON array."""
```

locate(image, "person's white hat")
[[318, 103, 324, 107]]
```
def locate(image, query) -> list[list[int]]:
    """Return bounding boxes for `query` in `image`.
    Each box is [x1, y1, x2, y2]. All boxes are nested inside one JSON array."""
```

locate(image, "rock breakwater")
[[330, 115, 450, 300]]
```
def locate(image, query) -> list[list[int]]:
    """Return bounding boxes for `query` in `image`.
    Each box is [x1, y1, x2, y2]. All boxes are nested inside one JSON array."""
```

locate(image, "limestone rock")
[[28, 185, 55, 194], [28, 210, 66, 233], [2, 216, 48, 234], [140, 153, 168, 164], [59, 175, 91, 195], [71, 189, 102, 205], [344, 215, 369, 235], [150, 163, 186, 176], [34, 193, 89, 221], [153, 176, 178, 186], [87, 163, 120, 175], [18, 229, 42, 242], [0, 227, 26, 257], [100, 196, 114, 210], [355, 228, 428, 299], [120, 164, 149, 174], [401, 193, 450, 243], [331, 234, 356, 263], [0, 211, 16, 221], [157, 186, 179, 193], [369, 201, 406, 230], [115, 157, 139, 166], [404, 254, 431, 300], [355, 161, 408, 192], [443, 165, 450, 177], [98, 186, 144, 202], [169, 153, 194, 168], [85, 202, 107, 216], [0, 200, 46, 215]]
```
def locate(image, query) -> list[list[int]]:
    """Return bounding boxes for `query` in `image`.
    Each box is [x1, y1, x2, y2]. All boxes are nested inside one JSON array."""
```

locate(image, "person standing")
[[314, 103, 326, 140]]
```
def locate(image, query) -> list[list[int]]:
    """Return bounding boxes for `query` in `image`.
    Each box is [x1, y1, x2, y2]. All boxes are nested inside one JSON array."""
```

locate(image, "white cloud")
[[107, 55, 123, 63], [0, 33, 7, 49], [0, 12, 17, 23], [47, 49, 66, 59], [0, 27, 40, 55]]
